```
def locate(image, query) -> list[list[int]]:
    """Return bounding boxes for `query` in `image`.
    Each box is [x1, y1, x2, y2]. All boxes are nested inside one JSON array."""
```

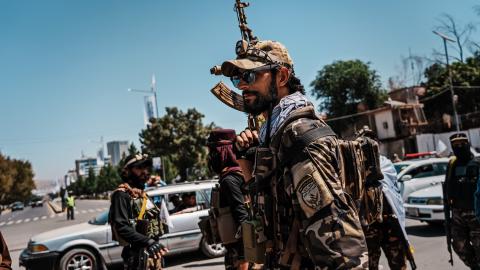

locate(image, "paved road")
[[0, 200, 470, 270], [1, 199, 109, 270]]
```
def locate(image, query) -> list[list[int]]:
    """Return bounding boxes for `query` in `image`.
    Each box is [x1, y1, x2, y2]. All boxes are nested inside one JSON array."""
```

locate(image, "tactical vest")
[[199, 172, 243, 245], [244, 106, 382, 268], [449, 157, 480, 210], [110, 184, 164, 247]]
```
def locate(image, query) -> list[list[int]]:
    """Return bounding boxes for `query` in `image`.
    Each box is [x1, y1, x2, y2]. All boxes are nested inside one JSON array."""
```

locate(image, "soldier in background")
[[207, 129, 249, 270], [220, 40, 368, 269], [357, 127, 415, 270], [109, 154, 168, 270], [445, 133, 480, 269]]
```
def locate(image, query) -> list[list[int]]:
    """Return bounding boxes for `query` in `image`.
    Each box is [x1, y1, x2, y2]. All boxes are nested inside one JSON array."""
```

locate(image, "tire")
[[200, 237, 226, 258], [59, 248, 98, 270]]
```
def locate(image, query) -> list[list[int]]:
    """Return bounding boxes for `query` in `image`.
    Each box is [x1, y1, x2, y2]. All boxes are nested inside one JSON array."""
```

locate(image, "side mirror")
[[400, 175, 413, 182]]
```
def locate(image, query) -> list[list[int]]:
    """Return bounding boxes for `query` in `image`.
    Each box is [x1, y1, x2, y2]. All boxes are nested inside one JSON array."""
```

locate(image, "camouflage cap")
[[221, 40, 294, 77], [449, 133, 469, 143], [122, 154, 152, 170]]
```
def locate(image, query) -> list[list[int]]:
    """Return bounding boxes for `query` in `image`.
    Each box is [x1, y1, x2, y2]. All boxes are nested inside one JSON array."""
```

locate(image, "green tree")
[[128, 143, 139, 156], [84, 167, 97, 195], [310, 60, 387, 131], [139, 107, 215, 181], [97, 164, 121, 192], [0, 153, 35, 204], [7, 160, 35, 202]]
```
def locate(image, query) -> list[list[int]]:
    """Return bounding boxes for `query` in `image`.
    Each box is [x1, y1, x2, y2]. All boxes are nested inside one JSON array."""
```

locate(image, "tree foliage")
[[310, 60, 387, 131], [0, 153, 35, 204], [139, 107, 215, 181]]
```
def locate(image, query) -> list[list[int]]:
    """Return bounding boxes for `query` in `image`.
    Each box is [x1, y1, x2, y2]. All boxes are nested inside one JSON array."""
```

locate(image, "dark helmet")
[[122, 154, 152, 170]]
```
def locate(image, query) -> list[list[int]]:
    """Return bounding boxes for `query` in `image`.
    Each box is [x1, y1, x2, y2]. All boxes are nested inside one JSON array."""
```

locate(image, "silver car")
[[20, 181, 226, 270]]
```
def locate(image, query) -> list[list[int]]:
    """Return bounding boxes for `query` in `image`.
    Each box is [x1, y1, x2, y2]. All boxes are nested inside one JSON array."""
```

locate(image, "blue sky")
[[1, 0, 478, 180]]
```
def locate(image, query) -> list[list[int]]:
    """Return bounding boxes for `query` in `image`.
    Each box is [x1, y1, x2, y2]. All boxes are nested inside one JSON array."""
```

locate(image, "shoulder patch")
[[297, 179, 322, 209]]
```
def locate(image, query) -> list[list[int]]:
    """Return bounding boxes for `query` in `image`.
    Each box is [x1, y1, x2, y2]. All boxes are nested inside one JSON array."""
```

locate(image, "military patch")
[[297, 179, 321, 209]]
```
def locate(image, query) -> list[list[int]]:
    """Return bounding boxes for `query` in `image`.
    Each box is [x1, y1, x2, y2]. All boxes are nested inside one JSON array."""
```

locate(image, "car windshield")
[[394, 164, 409, 174], [89, 210, 109, 225]]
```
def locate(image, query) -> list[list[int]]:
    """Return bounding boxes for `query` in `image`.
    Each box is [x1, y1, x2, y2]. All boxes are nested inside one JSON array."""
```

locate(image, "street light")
[[127, 75, 166, 181], [433, 30, 460, 131], [127, 74, 159, 118]]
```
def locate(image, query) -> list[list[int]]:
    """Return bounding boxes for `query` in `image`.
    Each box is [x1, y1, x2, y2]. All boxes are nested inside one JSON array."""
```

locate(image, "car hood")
[[408, 183, 443, 199], [31, 221, 105, 243]]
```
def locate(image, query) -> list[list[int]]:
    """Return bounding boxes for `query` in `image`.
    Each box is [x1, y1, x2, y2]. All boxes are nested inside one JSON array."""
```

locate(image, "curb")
[[48, 201, 63, 214]]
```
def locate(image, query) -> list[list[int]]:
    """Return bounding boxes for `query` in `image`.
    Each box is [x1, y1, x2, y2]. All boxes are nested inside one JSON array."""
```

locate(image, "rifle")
[[443, 157, 456, 266], [210, 0, 261, 132]]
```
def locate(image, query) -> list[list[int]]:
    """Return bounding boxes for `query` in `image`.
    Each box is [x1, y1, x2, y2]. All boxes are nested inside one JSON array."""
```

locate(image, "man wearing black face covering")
[[109, 154, 168, 270], [444, 133, 480, 269]]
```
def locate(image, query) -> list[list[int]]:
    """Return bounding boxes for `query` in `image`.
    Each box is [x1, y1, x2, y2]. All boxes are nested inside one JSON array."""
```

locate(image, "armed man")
[[357, 126, 416, 270], [210, 4, 369, 265], [444, 133, 480, 269], [109, 154, 168, 270], [207, 129, 249, 270]]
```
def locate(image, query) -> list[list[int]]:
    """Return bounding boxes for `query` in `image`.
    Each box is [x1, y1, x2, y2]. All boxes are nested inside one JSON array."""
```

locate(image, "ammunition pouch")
[[360, 183, 384, 226], [242, 218, 266, 264], [200, 184, 239, 245], [253, 147, 276, 193]]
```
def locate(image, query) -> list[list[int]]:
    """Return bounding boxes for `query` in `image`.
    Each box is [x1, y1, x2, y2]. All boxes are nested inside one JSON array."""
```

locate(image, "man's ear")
[[277, 67, 290, 87]]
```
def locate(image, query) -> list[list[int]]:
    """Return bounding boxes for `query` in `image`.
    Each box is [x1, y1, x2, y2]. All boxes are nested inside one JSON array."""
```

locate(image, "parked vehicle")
[[394, 157, 449, 201], [404, 182, 444, 225], [19, 181, 226, 270], [31, 200, 43, 208], [11, 201, 24, 211]]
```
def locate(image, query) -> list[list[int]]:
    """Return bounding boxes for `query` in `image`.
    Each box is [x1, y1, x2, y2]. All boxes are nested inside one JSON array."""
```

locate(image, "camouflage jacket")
[[257, 105, 368, 270]]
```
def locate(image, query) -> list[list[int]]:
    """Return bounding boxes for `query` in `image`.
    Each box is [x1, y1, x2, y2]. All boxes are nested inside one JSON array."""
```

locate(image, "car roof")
[[146, 180, 218, 196], [394, 157, 449, 167]]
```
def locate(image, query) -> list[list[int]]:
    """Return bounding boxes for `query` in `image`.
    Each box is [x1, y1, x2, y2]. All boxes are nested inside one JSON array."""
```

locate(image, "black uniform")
[[110, 191, 152, 261], [219, 172, 249, 269]]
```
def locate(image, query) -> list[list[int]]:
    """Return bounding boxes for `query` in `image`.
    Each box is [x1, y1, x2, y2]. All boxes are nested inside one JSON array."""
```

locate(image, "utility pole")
[[433, 30, 461, 131]]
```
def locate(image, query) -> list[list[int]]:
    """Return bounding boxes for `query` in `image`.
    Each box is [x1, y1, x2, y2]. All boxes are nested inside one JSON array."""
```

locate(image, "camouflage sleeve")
[[281, 119, 368, 269]]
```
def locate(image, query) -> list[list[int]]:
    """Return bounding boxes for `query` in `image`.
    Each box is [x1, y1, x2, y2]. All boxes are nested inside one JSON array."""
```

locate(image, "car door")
[[163, 189, 210, 252], [402, 163, 440, 200]]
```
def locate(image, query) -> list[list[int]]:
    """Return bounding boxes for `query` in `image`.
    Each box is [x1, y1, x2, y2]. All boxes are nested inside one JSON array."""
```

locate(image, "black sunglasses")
[[230, 64, 279, 88]]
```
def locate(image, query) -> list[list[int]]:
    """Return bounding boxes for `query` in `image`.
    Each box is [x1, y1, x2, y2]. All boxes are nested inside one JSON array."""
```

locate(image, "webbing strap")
[[137, 195, 147, 220], [292, 126, 336, 151]]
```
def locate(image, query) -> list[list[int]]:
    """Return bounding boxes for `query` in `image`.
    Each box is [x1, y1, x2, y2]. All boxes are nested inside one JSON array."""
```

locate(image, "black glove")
[[147, 240, 165, 257]]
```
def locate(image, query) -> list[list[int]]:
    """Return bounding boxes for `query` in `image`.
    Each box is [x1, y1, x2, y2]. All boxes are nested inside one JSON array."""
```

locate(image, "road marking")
[[6, 221, 13, 225], [24, 218, 31, 223], [41, 216, 47, 220], [33, 217, 39, 221], [0, 222, 5, 226], [88, 209, 94, 213], [15, 220, 22, 224], [96, 208, 102, 212], [50, 214, 55, 218]]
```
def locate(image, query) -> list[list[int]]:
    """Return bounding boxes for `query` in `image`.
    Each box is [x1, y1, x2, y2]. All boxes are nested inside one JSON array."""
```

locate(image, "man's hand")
[[235, 129, 259, 151], [147, 241, 168, 259]]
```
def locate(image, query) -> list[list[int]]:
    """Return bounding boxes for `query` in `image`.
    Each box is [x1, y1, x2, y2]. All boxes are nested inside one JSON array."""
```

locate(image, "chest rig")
[[450, 157, 480, 210], [243, 106, 383, 268], [111, 183, 164, 246]]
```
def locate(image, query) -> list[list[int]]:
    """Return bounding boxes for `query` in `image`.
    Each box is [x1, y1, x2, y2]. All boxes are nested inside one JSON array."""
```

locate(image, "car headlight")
[[28, 243, 49, 253], [427, 197, 443, 205]]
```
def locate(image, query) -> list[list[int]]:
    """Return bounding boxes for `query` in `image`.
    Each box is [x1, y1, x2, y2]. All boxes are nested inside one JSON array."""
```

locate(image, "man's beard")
[[243, 90, 272, 115], [129, 172, 149, 189], [453, 144, 472, 163]]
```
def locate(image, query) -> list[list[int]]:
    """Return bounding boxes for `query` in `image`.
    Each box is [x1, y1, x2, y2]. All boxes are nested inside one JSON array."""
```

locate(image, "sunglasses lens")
[[230, 77, 241, 88]]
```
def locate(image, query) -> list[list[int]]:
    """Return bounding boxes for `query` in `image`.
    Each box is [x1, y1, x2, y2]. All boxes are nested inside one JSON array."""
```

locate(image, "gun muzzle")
[[210, 65, 222, 75]]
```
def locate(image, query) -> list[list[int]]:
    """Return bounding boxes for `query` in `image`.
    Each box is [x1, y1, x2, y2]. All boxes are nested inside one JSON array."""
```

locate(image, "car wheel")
[[59, 248, 98, 270], [200, 237, 226, 258]]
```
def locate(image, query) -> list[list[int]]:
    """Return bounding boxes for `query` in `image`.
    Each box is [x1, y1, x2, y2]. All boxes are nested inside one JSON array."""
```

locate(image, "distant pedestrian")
[[66, 193, 75, 220], [0, 231, 11, 270], [393, 153, 402, 163]]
